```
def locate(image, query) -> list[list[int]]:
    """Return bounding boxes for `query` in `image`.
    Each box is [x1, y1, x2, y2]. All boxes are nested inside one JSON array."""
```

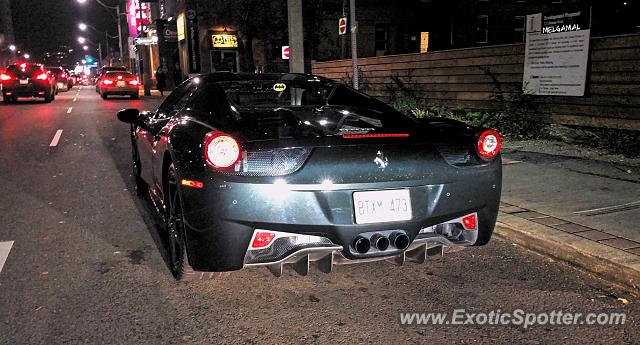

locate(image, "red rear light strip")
[[342, 133, 410, 139]]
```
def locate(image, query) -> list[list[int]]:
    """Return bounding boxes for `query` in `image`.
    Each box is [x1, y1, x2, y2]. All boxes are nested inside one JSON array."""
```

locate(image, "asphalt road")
[[0, 87, 637, 345]]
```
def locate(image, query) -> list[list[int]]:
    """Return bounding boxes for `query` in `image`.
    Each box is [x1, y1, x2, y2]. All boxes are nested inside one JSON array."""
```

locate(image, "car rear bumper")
[[102, 87, 138, 95], [3, 85, 50, 97], [178, 160, 502, 272]]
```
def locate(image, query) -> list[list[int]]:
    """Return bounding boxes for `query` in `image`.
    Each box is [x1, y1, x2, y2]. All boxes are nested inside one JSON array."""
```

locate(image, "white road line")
[[0, 241, 14, 274], [67, 107, 73, 114], [50, 130, 63, 147], [73, 98, 77, 102]]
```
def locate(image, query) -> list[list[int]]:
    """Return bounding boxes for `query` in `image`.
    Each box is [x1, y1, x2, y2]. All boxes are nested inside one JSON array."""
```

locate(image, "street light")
[[9, 45, 16, 52], [78, 36, 87, 44], [76, 0, 124, 64], [78, 23, 88, 31], [83, 45, 89, 51], [23, 54, 30, 59]]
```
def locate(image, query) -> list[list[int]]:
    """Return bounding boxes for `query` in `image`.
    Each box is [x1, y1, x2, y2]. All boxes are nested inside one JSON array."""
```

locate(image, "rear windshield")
[[105, 72, 134, 78], [7, 65, 42, 75]]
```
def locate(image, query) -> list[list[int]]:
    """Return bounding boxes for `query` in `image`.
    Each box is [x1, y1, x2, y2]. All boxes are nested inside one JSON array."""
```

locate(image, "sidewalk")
[[496, 141, 640, 290]]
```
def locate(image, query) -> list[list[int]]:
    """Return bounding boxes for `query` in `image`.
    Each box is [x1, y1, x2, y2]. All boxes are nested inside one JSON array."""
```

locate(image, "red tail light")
[[59, 73, 65, 78], [35, 73, 48, 80], [129, 79, 139, 86], [102, 79, 114, 85], [462, 214, 477, 230], [477, 129, 502, 159], [204, 132, 242, 170], [0, 73, 11, 81], [251, 231, 276, 249]]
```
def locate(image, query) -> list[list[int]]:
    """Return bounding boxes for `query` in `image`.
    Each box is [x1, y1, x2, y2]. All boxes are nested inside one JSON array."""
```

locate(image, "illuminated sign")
[[126, 0, 151, 37], [420, 32, 429, 53], [177, 13, 186, 41], [211, 34, 238, 48]]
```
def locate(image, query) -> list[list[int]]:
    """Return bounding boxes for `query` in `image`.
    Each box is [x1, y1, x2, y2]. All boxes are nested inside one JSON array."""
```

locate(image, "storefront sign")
[[176, 13, 186, 41], [126, 0, 151, 38], [523, 10, 591, 96], [134, 36, 158, 45], [420, 32, 429, 53], [211, 34, 238, 48], [185, 7, 200, 73]]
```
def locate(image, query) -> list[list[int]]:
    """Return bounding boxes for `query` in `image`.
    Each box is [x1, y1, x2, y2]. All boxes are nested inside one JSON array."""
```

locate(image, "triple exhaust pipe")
[[353, 232, 410, 254]]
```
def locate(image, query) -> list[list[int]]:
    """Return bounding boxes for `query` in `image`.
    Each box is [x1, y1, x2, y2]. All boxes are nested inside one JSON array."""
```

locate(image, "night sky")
[[10, 0, 120, 61]]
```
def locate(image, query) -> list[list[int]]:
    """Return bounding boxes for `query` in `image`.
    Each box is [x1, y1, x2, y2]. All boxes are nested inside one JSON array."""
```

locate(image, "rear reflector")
[[342, 133, 410, 139], [251, 231, 276, 249], [181, 179, 204, 189], [462, 214, 477, 230]]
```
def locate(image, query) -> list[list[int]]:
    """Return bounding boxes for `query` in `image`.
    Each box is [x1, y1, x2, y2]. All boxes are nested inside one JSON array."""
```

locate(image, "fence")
[[311, 34, 640, 131]]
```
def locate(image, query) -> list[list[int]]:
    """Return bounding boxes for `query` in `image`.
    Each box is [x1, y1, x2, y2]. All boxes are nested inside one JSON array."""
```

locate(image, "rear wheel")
[[165, 163, 227, 282], [101, 93, 107, 99], [2, 96, 13, 104], [44, 91, 52, 103], [131, 93, 139, 100]]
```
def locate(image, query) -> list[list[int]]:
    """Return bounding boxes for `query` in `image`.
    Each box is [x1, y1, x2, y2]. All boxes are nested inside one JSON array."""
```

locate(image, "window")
[[476, 15, 489, 44], [375, 24, 389, 56], [155, 79, 195, 119]]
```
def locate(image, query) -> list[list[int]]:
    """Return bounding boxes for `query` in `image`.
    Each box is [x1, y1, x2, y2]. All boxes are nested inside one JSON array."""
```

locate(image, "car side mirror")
[[117, 108, 141, 124]]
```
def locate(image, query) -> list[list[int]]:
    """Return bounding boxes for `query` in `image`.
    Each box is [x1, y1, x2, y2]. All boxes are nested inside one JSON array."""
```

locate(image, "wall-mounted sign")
[[211, 34, 238, 48], [176, 13, 186, 41], [523, 10, 591, 96], [338, 17, 348, 35], [134, 36, 158, 45], [282, 46, 290, 60], [185, 7, 200, 73]]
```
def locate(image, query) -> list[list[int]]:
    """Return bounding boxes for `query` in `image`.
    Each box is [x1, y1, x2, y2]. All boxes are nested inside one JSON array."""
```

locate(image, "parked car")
[[1, 63, 56, 103], [95, 66, 127, 92], [98, 71, 139, 99], [117, 73, 502, 281], [45, 66, 71, 92]]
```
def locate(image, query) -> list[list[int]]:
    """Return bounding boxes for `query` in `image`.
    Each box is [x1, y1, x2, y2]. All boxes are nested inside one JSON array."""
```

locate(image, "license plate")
[[117, 81, 125, 87], [19, 79, 28, 85], [353, 189, 412, 224], [57, 82, 64, 88]]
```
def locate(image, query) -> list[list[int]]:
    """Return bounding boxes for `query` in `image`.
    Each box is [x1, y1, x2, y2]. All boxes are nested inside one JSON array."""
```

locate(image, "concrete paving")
[[499, 148, 640, 289]]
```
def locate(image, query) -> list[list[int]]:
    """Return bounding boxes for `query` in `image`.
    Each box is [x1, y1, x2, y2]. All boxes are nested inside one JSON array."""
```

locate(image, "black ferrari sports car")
[[117, 73, 502, 281]]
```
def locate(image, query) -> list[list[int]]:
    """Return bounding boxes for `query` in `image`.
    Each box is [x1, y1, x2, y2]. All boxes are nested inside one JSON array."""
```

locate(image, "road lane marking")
[[67, 107, 73, 114], [73, 98, 77, 102], [0, 241, 14, 274], [574, 200, 640, 216], [50, 130, 63, 147]]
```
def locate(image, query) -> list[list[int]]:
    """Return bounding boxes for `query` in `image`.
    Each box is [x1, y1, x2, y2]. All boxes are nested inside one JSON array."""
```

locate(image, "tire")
[[131, 93, 139, 100], [51, 91, 56, 100], [101, 93, 107, 99], [165, 163, 227, 282], [131, 143, 147, 196], [3, 96, 13, 104], [44, 91, 52, 103]]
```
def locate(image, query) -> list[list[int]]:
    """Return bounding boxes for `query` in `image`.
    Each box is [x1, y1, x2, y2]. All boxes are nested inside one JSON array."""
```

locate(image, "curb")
[[494, 212, 640, 291]]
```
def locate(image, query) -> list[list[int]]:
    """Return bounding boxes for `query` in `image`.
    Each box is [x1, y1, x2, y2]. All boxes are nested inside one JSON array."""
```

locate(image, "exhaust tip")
[[353, 236, 371, 254], [391, 232, 410, 250], [372, 234, 390, 251]]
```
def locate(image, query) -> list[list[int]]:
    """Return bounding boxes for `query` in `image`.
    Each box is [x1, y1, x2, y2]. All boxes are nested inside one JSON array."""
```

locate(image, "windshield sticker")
[[273, 83, 287, 92]]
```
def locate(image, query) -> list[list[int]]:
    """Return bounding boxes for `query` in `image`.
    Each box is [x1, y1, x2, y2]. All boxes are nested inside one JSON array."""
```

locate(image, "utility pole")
[[350, 0, 358, 89], [115, 3, 124, 63], [287, 0, 305, 73], [98, 42, 103, 68]]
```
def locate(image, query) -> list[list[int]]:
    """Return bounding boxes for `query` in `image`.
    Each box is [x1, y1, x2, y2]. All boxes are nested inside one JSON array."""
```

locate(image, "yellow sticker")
[[273, 83, 287, 92]]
